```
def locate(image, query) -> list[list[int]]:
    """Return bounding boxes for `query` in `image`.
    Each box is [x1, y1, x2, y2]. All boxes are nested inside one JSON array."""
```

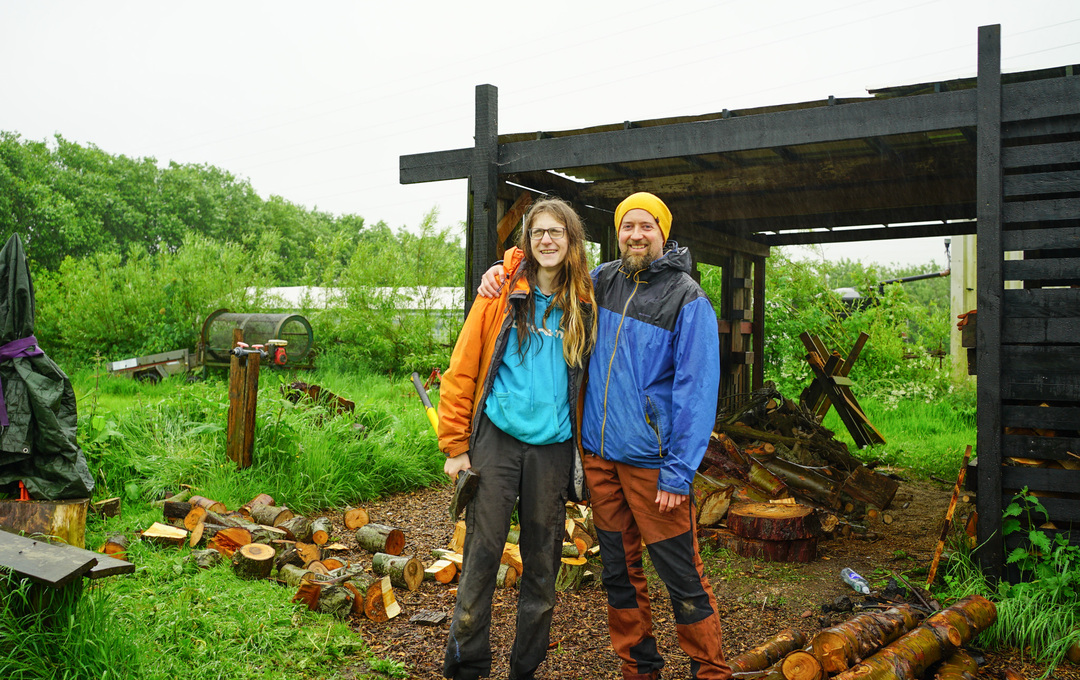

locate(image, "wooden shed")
[[400, 25, 1079, 578]]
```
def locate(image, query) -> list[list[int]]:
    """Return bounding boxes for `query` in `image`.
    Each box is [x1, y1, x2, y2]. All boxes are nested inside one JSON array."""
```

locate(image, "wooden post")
[[465, 84, 499, 314], [226, 327, 260, 469]]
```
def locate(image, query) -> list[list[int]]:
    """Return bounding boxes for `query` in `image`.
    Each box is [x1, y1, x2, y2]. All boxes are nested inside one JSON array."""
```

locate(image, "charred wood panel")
[[1003, 140, 1080, 169], [1003, 288, 1080, 318], [1003, 115, 1080, 141], [1002, 226, 1080, 251], [1001, 466, 1080, 495], [1004, 171, 1080, 198], [1003, 257, 1080, 282], [1005, 527, 1080, 549], [1002, 318, 1080, 343], [1002, 405, 1080, 430], [1003, 434, 1080, 461], [1003, 197, 1080, 224]]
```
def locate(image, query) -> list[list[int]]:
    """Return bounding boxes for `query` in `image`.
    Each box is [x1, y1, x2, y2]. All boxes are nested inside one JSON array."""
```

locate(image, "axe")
[[410, 372, 479, 520]]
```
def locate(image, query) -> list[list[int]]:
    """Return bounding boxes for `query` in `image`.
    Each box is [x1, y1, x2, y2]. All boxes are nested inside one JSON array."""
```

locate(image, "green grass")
[[820, 384, 976, 479]]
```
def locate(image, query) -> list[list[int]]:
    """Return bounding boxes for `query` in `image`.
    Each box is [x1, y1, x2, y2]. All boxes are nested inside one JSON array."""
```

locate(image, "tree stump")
[[700, 527, 817, 563], [343, 506, 369, 530], [372, 553, 423, 591], [233, 542, 275, 580], [250, 504, 294, 527], [279, 516, 313, 542], [311, 517, 332, 546], [728, 502, 821, 540], [356, 524, 405, 555]]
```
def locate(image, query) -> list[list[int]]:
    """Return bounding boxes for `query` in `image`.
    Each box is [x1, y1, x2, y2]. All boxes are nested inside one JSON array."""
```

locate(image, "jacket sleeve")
[[437, 298, 494, 457], [658, 295, 720, 495]]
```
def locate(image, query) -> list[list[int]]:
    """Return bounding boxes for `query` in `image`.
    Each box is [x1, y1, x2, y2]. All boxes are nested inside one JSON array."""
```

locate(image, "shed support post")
[[466, 84, 499, 314], [226, 328, 260, 470], [974, 24, 1004, 581]]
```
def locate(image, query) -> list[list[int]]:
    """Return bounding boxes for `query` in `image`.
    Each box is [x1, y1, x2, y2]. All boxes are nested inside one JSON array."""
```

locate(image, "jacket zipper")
[[599, 271, 641, 459]]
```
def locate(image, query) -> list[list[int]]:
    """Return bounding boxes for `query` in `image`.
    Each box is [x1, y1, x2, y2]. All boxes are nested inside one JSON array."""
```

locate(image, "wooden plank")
[[495, 192, 533, 254], [1004, 171, 1080, 198], [753, 255, 765, 391], [1002, 372, 1080, 401], [1002, 140, 1080, 169], [1002, 76, 1080, 123], [764, 220, 977, 247], [1003, 405, 1080, 430], [1001, 345, 1080, 373], [1023, 497, 1080, 523], [1002, 317, 1080, 344], [40, 539, 135, 580], [1003, 288, 1080, 319], [1001, 466, 1080, 495], [399, 147, 472, 185], [0, 529, 96, 588], [1003, 434, 1080, 461], [1002, 226, 1080, 251], [1003, 257, 1080, 282], [1003, 197, 1080, 225], [1005, 527, 1080, 549], [1003, 115, 1080, 141], [717, 320, 753, 335], [974, 24, 1004, 580]]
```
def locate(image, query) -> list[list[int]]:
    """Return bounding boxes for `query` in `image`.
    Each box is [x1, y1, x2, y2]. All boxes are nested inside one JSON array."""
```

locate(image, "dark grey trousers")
[[443, 413, 573, 680]]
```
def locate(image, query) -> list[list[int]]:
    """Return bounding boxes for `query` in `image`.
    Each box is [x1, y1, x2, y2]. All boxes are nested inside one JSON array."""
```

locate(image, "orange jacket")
[[437, 247, 529, 457]]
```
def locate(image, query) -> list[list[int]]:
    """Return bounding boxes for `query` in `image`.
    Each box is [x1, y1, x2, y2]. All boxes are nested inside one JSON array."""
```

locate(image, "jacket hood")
[[619, 241, 693, 279]]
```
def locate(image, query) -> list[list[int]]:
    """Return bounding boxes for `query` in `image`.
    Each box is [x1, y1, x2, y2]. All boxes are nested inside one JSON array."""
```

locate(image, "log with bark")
[[279, 516, 313, 542], [809, 605, 923, 674], [728, 629, 808, 673], [832, 595, 996, 680], [311, 517, 332, 546], [163, 500, 195, 526], [728, 502, 821, 541], [189, 495, 227, 513], [279, 563, 316, 587], [496, 563, 518, 589], [694, 473, 736, 527], [238, 493, 274, 517], [781, 650, 824, 680], [141, 522, 188, 547], [372, 552, 423, 591], [250, 504, 294, 527], [321, 557, 345, 571], [343, 574, 400, 621], [185, 548, 223, 570], [555, 556, 586, 591], [356, 523, 405, 555], [294, 541, 321, 565], [931, 648, 978, 680], [343, 506, 370, 530], [99, 533, 129, 559], [233, 542, 275, 580], [150, 486, 193, 508]]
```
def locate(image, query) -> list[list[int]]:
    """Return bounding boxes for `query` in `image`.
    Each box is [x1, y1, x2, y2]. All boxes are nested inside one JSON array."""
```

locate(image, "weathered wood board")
[[0, 498, 89, 548]]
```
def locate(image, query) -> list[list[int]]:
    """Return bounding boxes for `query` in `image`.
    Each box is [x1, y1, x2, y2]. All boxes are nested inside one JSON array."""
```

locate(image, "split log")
[[424, 559, 458, 584], [782, 650, 824, 680], [372, 552, 423, 591], [294, 541, 321, 565], [208, 526, 252, 557], [699, 527, 816, 563], [99, 533, 129, 559], [185, 548, 223, 570], [932, 649, 978, 680], [189, 495, 227, 513], [292, 582, 322, 610], [311, 517, 332, 546], [238, 493, 274, 517], [694, 473, 735, 527], [728, 502, 821, 541], [141, 522, 188, 547], [506, 525, 521, 545], [347, 574, 399, 621], [321, 557, 344, 571], [279, 516, 313, 542], [233, 542, 275, 580], [810, 605, 923, 674], [729, 629, 808, 673], [305, 560, 330, 576], [356, 523, 405, 556], [279, 563, 316, 587], [183, 505, 207, 531], [496, 563, 518, 589], [840, 466, 899, 511], [565, 518, 594, 551], [431, 549, 464, 568], [249, 504, 294, 527], [448, 520, 466, 553], [502, 543, 523, 576], [343, 506, 369, 530], [833, 595, 996, 680], [91, 497, 122, 519], [201, 510, 244, 529]]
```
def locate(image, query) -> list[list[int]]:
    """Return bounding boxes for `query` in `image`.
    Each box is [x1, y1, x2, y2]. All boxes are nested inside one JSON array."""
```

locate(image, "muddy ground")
[[326, 476, 1078, 680]]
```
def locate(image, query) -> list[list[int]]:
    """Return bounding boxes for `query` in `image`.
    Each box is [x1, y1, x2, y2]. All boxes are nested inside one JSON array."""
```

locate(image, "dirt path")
[[329, 478, 1076, 680]]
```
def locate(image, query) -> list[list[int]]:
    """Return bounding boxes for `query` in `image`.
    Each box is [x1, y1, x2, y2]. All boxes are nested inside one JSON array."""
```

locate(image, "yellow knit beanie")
[[614, 192, 672, 241]]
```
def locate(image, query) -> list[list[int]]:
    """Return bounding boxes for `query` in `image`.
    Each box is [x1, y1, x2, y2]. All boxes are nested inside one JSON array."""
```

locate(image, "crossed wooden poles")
[[799, 332, 885, 449]]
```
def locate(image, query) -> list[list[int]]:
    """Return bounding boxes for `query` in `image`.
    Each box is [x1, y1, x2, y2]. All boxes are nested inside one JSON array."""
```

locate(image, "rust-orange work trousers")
[[584, 452, 732, 680]]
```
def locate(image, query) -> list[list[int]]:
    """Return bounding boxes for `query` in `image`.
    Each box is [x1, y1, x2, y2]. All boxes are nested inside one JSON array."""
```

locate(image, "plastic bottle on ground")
[[840, 567, 871, 594]]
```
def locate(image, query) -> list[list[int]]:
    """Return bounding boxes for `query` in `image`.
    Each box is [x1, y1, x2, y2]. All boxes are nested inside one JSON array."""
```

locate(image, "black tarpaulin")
[[0, 233, 94, 499]]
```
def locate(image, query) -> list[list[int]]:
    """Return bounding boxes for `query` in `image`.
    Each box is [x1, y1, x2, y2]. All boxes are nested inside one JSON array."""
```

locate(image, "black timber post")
[[975, 24, 1004, 581], [466, 84, 499, 314]]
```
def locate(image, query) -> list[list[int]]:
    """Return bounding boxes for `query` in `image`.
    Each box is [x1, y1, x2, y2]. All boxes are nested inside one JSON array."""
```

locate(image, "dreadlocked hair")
[[507, 198, 597, 368]]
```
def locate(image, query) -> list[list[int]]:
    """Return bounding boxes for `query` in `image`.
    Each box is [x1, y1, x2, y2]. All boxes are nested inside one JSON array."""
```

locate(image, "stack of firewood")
[[694, 384, 901, 561], [729, 595, 999, 680]]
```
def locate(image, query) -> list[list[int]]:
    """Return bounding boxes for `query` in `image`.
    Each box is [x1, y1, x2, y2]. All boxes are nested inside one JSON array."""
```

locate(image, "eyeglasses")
[[529, 226, 566, 240]]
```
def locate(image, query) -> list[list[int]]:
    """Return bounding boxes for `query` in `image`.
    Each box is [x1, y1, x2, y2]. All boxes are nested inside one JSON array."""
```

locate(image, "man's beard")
[[621, 250, 658, 272]]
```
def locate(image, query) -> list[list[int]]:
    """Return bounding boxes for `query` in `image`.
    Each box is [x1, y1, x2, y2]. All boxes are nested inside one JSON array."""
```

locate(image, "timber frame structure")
[[401, 25, 1079, 579]]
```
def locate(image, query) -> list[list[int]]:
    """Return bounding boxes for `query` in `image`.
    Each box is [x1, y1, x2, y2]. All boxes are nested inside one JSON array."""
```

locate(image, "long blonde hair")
[[508, 198, 597, 367]]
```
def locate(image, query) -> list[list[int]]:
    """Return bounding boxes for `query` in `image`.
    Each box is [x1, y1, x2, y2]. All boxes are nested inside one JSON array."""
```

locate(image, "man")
[[481, 192, 730, 680]]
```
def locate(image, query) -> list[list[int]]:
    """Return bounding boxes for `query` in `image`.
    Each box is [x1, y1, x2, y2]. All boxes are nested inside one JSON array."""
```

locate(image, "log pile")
[[697, 383, 903, 560]]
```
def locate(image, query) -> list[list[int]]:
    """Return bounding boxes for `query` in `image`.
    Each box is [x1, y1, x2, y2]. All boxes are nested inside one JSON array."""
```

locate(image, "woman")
[[438, 197, 596, 680]]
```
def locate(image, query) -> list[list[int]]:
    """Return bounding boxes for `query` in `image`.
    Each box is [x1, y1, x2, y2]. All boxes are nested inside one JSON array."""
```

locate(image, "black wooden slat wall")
[[991, 52, 1080, 553]]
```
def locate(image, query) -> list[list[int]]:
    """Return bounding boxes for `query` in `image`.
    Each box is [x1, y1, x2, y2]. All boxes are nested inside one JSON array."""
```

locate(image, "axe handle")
[[411, 372, 439, 433]]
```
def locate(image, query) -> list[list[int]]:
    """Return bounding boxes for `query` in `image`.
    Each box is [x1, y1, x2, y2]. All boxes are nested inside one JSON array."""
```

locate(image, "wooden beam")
[[974, 23, 1004, 580], [764, 220, 976, 246], [495, 192, 533, 255], [466, 84, 499, 312]]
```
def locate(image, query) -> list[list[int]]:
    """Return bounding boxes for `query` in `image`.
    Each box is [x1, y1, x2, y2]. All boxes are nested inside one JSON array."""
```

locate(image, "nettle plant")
[[1000, 487, 1080, 603]]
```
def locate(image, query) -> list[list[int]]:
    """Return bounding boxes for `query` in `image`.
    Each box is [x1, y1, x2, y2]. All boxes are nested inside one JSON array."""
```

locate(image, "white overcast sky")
[[3, 0, 1079, 269]]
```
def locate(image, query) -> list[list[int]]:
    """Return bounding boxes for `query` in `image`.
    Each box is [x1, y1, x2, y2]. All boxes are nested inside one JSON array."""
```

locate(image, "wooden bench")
[[0, 528, 134, 590]]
